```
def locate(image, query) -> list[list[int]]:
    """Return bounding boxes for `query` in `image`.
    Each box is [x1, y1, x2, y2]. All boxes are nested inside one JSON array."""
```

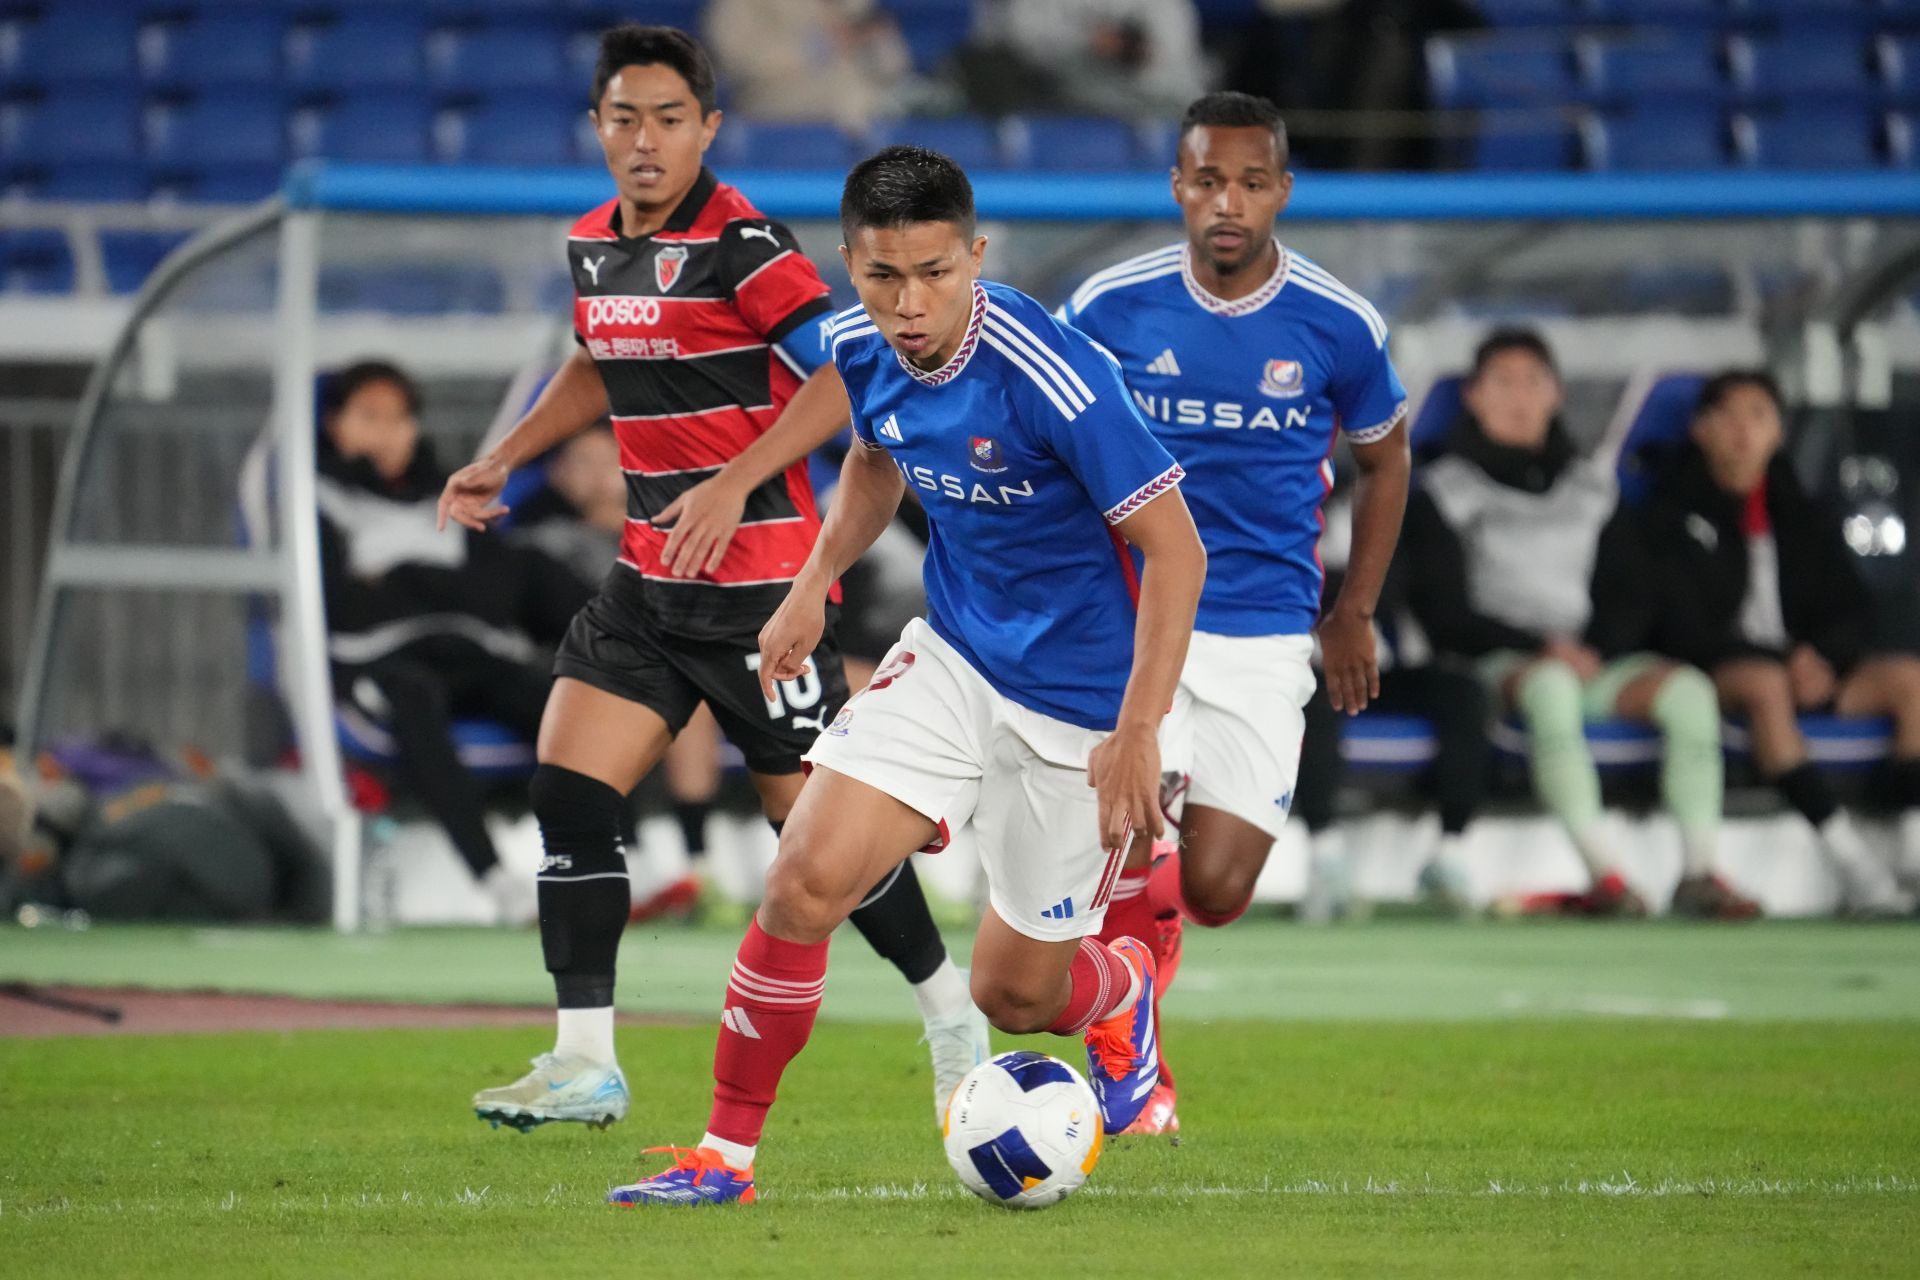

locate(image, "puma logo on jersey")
[[582, 255, 605, 285], [791, 712, 826, 732], [721, 1007, 763, 1039], [1147, 348, 1181, 376], [879, 413, 904, 442], [739, 225, 780, 249]]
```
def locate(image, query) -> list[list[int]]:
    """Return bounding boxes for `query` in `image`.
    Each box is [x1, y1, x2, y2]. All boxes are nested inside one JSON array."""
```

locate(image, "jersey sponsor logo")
[[587, 336, 681, 360], [654, 244, 688, 292], [1146, 348, 1181, 376], [897, 461, 1037, 507], [879, 412, 904, 442], [739, 224, 780, 249], [582, 255, 606, 286], [1259, 359, 1306, 399], [968, 436, 1008, 474], [583, 295, 663, 332], [1131, 390, 1312, 432]]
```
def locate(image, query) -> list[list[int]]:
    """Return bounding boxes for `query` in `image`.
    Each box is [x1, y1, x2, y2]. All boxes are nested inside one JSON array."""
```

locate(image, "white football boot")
[[924, 1000, 992, 1126], [473, 1052, 629, 1132]]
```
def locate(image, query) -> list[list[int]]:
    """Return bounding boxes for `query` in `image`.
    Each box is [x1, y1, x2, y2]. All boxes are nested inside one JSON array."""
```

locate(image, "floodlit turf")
[[3, 1019, 1919, 1278], [5, 921, 1919, 1275]]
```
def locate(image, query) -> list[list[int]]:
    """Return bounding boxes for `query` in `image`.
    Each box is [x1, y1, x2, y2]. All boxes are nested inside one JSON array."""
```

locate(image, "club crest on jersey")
[[1259, 359, 1305, 399], [968, 436, 1007, 474], [654, 244, 688, 292]]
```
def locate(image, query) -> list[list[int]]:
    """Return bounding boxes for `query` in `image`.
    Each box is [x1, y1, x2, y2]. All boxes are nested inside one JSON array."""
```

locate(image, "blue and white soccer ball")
[[942, 1050, 1102, 1210]]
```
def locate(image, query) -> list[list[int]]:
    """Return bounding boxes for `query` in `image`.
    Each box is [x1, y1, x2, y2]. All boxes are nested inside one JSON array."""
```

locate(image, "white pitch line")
[[1498, 991, 1732, 1020]]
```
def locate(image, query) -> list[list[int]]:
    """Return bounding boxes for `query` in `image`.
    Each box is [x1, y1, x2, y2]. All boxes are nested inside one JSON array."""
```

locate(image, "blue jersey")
[[830, 281, 1183, 732], [1060, 242, 1406, 637]]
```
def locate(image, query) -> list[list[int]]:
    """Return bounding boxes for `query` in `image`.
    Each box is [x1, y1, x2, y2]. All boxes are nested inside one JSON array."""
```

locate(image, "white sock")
[[1114, 942, 1145, 1014], [699, 1132, 755, 1169], [554, 1006, 616, 1067], [1679, 829, 1716, 880], [1567, 824, 1618, 879], [911, 958, 972, 1024]]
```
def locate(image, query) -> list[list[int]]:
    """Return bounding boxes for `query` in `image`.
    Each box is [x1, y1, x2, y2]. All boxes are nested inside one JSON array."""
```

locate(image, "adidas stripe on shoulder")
[[982, 303, 1098, 422], [1068, 244, 1183, 313]]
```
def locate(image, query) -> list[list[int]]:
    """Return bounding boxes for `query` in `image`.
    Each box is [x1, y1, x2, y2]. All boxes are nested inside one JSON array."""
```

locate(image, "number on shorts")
[[866, 650, 916, 692], [745, 653, 823, 720]]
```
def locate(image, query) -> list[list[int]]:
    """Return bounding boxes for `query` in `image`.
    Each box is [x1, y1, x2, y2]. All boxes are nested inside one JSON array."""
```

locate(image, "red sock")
[[706, 919, 829, 1147], [1146, 846, 1250, 928], [1095, 870, 1157, 951], [1045, 937, 1138, 1035]]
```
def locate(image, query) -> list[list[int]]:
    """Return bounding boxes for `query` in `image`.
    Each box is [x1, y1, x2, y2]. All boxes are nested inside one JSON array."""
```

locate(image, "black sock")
[[848, 860, 948, 985], [529, 764, 630, 1009], [1772, 762, 1838, 829], [673, 799, 711, 860], [1878, 756, 1920, 809]]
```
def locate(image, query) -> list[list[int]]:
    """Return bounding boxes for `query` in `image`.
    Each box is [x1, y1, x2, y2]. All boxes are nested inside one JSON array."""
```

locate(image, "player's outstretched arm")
[[657, 364, 853, 578], [1321, 419, 1410, 714], [755, 442, 905, 702], [437, 347, 610, 532], [1088, 487, 1207, 851]]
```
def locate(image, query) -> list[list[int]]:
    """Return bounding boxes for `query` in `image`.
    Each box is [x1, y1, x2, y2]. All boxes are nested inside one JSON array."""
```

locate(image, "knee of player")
[[1651, 666, 1719, 735], [529, 764, 626, 841], [1183, 871, 1255, 927], [759, 847, 851, 941], [1515, 660, 1583, 727], [968, 972, 1054, 1036]]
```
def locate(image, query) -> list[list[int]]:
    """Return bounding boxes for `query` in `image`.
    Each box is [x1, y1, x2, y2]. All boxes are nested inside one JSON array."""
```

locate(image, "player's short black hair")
[[1178, 91, 1289, 167], [840, 145, 976, 243], [592, 24, 716, 116], [1471, 328, 1558, 380], [320, 360, 420, 419], [1695, 369, 1783, 417]]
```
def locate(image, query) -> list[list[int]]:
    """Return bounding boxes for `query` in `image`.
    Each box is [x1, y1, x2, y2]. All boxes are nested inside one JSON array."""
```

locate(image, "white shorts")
[[803, 618, 1123, 943], [1159, 630, 1316, 840]]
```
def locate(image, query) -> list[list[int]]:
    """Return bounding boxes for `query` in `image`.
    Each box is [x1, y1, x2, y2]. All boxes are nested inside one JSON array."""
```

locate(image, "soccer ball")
[[942, 1050, 1103, 1210]]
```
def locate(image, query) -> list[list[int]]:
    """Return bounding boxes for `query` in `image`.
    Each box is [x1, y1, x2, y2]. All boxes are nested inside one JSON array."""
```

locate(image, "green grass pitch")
[[3, 921, 1918, 1278]]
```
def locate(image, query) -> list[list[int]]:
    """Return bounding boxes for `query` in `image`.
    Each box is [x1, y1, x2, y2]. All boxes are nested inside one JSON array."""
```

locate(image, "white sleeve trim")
[[1103, 462, 1185, 526], [1342, 400, 1408, 445]]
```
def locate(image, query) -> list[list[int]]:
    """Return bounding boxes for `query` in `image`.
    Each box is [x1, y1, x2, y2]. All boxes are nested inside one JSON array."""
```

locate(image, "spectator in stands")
[[1293, 493, 1489, 921], [705, 0, 912, 132], [982, 0, 1207, 119], [318, 361, 588, 924], [1589, 371, 1918, 915], [1411, 329, 1755, 919]]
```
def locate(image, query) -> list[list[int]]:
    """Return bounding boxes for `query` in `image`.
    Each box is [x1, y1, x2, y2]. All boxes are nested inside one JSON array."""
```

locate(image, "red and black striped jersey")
[[568, 168, 836, 639]]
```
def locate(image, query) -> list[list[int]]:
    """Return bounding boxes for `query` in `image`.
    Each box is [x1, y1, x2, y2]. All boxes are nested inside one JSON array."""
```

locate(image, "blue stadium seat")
[[1469, 121, 1581, 170], [337, 705, 537, 775], [1734, 33, 1874, 101], [99, 229, 193, 294], [1891, 110, 1915, 164], [160, 165, 283, 203], [1476, 0, 1581, 26], [1614, 371, 1708, 504], [1427, 35, 1581, 110], [1580, 34, 1729, 103], [319, 263, 506, 314], [287, 10, 429, 92], [38, 166, 153, 202], [2, 5, 142, 88], [299, 92, 440, 164], [149, 90, 289, 171], [432, 21, 574, 96], [1340, 714, 1438, 770], [872, 116, 1005, 170], [0, 88, 143, 165], [1585, 0, 1728, 23], [1740, 0, 1879, 25], [1743, 105, 1885, 167], [881, 0, 974, 72], [1410, 376, 1465, 458], [1492, 717, 1663, 771], [452, 92, 587, 167], [1882, 35, 1920, 104], [0, 228, 76, 294], [143, 11, 287, 91], [1585, 106, 1734, 169], [1009, 115, 1138, 169], [717, 121, 857, 170]]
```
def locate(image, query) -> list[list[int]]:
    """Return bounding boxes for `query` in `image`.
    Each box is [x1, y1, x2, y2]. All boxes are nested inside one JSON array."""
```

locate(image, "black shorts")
[[552, 581, 851, 775]]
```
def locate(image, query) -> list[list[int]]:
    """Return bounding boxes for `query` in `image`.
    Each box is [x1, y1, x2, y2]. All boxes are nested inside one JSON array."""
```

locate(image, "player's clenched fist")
[[755, 575, 825, 702], [1086, 722, 1164, 853], [437, 456, 511, 532]]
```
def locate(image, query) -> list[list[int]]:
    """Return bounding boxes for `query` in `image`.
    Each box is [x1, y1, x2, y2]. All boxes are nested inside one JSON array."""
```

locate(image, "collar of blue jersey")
[[607, 167, 719, 239], [896, 281, 988, 387], [1180, 239, 1290, 318]]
